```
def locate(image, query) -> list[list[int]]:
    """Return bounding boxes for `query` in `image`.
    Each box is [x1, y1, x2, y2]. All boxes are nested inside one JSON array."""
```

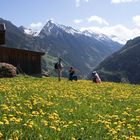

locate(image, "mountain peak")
[[39, 20, 81, 36], [48, 19, 55, 24], [39, 20, 59, 36], [46, 20, 55, 27]]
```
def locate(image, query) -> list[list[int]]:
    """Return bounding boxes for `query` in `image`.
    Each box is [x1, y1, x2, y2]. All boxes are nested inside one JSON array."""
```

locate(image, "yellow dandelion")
[[0, 121, 4, 125], [122, 111, 130, 116], [57, 128, 61, 131], [63, 124, 69, 128], [0, 132, 3, 138], [71, 137, 76, 140], [42, 120, 48, 126], [81, 127, 84, 131], [4, 120, 9, 125], [49, 126, 57, 131]]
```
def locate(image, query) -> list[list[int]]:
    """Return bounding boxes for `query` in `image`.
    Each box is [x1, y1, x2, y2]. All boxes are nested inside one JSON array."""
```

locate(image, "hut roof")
[[0, 45, 45, 55]]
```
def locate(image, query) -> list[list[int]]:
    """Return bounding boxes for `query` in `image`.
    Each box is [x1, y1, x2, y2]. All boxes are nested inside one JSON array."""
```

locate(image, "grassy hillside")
[[0, 76, 140, 139], [42, 54, 82, 78]]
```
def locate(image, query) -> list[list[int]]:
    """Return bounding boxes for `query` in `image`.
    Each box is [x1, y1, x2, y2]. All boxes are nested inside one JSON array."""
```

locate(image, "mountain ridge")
[[94, 36, 140, 84]]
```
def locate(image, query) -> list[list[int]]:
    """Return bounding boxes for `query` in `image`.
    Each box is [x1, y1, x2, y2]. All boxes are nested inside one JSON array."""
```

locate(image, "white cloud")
[[30, 22, 43, 31], [111, 0, 138, 4], [75, 0, 89, 7], [81, 24, 140, 44], [76, 0, 80, 7], [74, 19, 83, 24], [133, 15, 140, 26], [87, 16, 109, 26]]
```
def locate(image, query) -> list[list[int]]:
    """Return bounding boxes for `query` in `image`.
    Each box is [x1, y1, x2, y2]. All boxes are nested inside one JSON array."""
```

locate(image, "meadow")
[[0, 76, 140, 140]]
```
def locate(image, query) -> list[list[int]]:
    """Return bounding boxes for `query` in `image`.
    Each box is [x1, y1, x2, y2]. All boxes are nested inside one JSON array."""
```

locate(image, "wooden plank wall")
[[0, 47, 42, 74], [0, 32, 5, 45]]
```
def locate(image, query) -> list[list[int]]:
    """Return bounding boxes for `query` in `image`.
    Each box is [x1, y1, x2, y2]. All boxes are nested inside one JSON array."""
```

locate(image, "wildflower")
[[42, 120, 48, 126], [0, 132, 3, 138], [69, 109, 74, 113], [0, 121, 4, 125], [69, 121, 73, 124], [49, 126, 57, 131], [24, 120, 33, 128], [73, 124, 77, 127], [32, 111, 39, 116], [15, 118, 22, 124], [63, 125, 69, 128], [135, 109, 140, 112], [81, 127, 84, 131], [57, 128, 61, 131], [105, 124, 110, 129], [4, 120, 9, 125], [122, 111, 130, 116], [71, 137, 76, 140], [113, 122, 117, 125], [127, 124, 133, 129]]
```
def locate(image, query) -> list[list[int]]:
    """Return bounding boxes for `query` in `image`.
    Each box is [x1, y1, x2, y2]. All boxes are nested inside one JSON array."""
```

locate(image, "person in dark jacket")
[[54, 58, 63, 81], [69, 67, 77, 81]]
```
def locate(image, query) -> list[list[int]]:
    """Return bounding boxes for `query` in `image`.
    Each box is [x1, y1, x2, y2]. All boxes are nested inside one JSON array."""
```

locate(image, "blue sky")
[[1, 0, 140, 43]]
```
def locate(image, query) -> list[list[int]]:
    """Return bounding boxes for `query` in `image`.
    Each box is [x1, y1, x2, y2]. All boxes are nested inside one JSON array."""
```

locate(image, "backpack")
[[54, 62, 63, 69], [54, 62, 59, 69]]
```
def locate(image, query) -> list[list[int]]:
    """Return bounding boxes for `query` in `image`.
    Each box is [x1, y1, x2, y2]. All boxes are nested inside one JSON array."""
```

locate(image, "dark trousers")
[[69, 74, 77, 81], [69, 74, 73, 81]]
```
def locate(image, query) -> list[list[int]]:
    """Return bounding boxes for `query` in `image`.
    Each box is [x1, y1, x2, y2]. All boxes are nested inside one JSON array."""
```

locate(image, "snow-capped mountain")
[[21, 20, 125, 44], [82, 30, 111, 42], [24, 28, 38, 36], [39, 20, 126, 45], [39, 20, 82, 37], [19, 26, 39, 36], [37, 20, 122, 75], [19, 20, 125, 45]]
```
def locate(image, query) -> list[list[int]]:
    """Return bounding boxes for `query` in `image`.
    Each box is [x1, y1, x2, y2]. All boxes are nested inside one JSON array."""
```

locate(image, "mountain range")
[[94, 36, 140, 84], [0, 18, 122, 77]]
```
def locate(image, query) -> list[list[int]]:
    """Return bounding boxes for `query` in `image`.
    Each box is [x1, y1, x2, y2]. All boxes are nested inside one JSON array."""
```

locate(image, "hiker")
[[54, 58, 63, 81], [92, 71, 101, 83], [69, 66, 77, 81]]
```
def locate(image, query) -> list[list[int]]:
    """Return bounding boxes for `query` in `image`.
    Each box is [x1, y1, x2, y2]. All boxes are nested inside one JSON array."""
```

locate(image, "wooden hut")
[[0, 23, 6, 45], [0, 23, 45, 75]]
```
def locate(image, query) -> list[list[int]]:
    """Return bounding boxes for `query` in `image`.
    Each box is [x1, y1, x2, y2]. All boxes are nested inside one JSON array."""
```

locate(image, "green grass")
[[0, 76, 140, 140]]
